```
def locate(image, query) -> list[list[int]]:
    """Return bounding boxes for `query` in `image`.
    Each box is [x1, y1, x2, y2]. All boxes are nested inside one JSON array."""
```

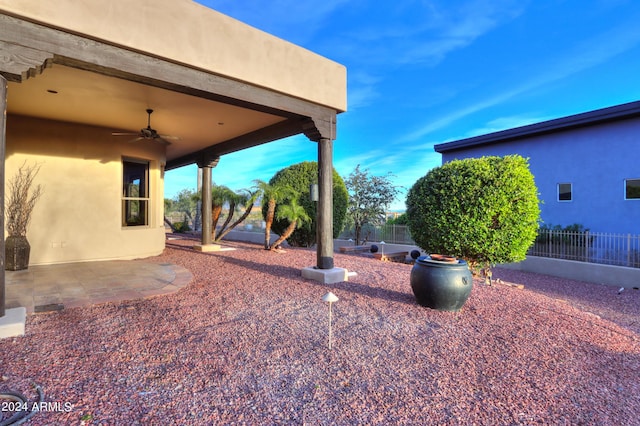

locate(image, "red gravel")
[[1, 239, 639, 425]]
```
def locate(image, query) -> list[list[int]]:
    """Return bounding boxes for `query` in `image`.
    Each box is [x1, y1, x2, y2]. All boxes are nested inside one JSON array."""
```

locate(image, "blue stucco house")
[[434, 101, 640, 235]]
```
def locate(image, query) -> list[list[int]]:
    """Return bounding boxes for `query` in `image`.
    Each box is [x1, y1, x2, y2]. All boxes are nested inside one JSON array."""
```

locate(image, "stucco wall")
[[0, 0, 347, 112], [500, 256, 640, 289], [5, 115, 166, 265], [442, 119, 640, 234]]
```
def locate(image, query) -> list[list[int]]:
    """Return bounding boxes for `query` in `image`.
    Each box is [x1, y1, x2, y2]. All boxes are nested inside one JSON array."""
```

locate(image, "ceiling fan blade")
[[159, 134, 180, 141], [154, 137, 172, 145], [128, 137, 144, 143], [112, 132, 139, 136]]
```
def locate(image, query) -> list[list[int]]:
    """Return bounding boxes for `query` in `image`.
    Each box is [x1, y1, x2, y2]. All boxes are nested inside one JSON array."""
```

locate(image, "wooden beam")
[[0, 14, 336, 121], [0, 75, 6, 317], [0, 41, 53, 82], [1, 14, 338, 170], [166, 118, 306, 171], [303, 115, 337, 142]]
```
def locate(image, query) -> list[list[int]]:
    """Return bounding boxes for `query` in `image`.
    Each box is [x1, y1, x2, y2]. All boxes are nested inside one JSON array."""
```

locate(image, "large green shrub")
[[406, 155, 540, 274], [172, 220, 191, 234], [265, 161, 348, 247]]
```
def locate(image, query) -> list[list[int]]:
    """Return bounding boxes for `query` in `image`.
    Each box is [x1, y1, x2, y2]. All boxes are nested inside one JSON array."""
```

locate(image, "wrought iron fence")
[[528, 229, 640, 268], [338, 224, 415, 245], [338, 224, 640, 269]]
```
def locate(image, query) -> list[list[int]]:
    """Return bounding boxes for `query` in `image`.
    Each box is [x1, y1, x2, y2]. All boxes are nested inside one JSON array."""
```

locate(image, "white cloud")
[[213, 135, 316, 187], [337, 0, 525, 67], [165, 135, 317, 198], [401, 17, 640, 142], [462, 115, 551, 138], [397, 0, 525, 65], [347, 71, 382, 110]]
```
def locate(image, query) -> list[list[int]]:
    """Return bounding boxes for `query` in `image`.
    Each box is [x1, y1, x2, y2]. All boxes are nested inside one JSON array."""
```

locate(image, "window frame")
[[624, 178, 640, 201], [122, 157, 150, 227], [557, 182, 572, 202]]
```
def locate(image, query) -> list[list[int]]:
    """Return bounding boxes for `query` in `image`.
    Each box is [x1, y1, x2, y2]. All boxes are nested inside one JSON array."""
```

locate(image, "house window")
[[625, 178, 640, 200], [558, 183, 572, 201], [123, 159, 149, 226]]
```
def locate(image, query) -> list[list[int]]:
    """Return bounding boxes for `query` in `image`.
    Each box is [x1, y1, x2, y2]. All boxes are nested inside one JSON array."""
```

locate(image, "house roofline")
[[434, 100, 640, 153]]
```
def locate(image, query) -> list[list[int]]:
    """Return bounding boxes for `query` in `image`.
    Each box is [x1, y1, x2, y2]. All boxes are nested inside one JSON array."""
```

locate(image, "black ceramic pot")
[[410, 255, 473, 311]]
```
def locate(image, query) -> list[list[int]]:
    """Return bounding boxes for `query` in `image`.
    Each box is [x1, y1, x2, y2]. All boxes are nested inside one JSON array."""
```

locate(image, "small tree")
[[214, 189, 259, 242], [406, 155, 540, 281], [345, 165, 400, 245], [211, 184, 234, 241], [268, 197, 311, 251], [217, 189, 242, 236], [164, 189, 198, 232]]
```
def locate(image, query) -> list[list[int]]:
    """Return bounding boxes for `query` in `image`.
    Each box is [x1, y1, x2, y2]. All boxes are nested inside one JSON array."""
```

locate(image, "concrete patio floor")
[[4, 260, 192, 314]]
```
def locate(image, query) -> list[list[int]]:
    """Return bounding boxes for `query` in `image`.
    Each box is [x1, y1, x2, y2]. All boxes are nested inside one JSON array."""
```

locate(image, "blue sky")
[[165, 0, 640, 210]]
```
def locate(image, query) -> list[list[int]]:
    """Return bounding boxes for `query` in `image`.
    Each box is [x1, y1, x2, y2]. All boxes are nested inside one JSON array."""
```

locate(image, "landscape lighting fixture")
[[322, 292, 339, 350]]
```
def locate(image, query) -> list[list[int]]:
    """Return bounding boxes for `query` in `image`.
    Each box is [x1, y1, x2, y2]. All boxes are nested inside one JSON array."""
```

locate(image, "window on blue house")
[[558, 183, 572, 201], [625, 179, 640, 200]]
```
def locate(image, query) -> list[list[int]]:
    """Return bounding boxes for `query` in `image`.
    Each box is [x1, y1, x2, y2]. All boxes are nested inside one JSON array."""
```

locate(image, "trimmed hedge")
[[406, 155, 540, 271]]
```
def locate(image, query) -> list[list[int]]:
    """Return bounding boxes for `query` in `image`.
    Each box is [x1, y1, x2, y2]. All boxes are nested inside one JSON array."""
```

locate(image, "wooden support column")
[[200, 166, 212, 246], [197, 154, 219, 247], [317, 137, 334, 269], [0, 76, 6, 317], [302, 116, 350, 283]]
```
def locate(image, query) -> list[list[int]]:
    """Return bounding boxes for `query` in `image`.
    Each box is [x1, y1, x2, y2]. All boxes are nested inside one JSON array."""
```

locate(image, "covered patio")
[[0, 0, 347, 329], [4, 259, 192, 314]]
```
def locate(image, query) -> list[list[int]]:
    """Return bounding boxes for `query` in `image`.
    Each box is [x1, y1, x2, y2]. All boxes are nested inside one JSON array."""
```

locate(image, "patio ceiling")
[[7, 64, 288, 164]]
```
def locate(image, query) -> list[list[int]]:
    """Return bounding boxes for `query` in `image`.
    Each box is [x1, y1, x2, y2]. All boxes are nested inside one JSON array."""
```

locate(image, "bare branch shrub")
[[5, 162, 43, 237]]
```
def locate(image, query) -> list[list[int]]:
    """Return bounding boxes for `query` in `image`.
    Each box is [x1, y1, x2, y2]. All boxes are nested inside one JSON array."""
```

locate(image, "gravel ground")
[[1, 239, 639, 425]]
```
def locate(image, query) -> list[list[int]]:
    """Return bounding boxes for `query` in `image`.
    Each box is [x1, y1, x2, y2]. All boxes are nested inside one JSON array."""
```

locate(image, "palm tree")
[[211, 184, 233, 241], [253, 180, 295, 250], [215, 189, 258, 242], [218, 189, 242, 236], [269, 197, 311, 251]]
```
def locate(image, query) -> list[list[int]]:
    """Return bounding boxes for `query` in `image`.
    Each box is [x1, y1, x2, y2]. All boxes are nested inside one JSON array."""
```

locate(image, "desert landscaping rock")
[[1, 239, 638, 425]]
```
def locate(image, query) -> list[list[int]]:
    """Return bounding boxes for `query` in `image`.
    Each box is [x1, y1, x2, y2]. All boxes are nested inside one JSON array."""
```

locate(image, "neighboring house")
[[434, 101, 640, 235], [0, 0, 346, 270]]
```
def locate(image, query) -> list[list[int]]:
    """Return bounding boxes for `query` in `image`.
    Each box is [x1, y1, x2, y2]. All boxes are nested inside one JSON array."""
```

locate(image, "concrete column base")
[[193, 244, 237, 253], [193, 244, 222, 252], [302, 266, 355, 284], [0, 307, 26, 339]]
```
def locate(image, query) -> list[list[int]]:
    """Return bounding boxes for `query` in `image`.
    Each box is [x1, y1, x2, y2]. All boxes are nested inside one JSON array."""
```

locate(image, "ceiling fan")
[[112, 109, 179, 145]]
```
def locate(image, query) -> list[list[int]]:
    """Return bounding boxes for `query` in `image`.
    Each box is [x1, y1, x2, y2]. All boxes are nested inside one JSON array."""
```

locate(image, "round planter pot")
[[5, 235, 31, 271], [410, 255, 473, 311]]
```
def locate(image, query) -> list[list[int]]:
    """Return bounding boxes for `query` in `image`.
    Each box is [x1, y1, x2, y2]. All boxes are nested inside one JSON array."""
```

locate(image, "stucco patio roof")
[[0, 0, 347, 169], [435, 100, 640, 154]]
